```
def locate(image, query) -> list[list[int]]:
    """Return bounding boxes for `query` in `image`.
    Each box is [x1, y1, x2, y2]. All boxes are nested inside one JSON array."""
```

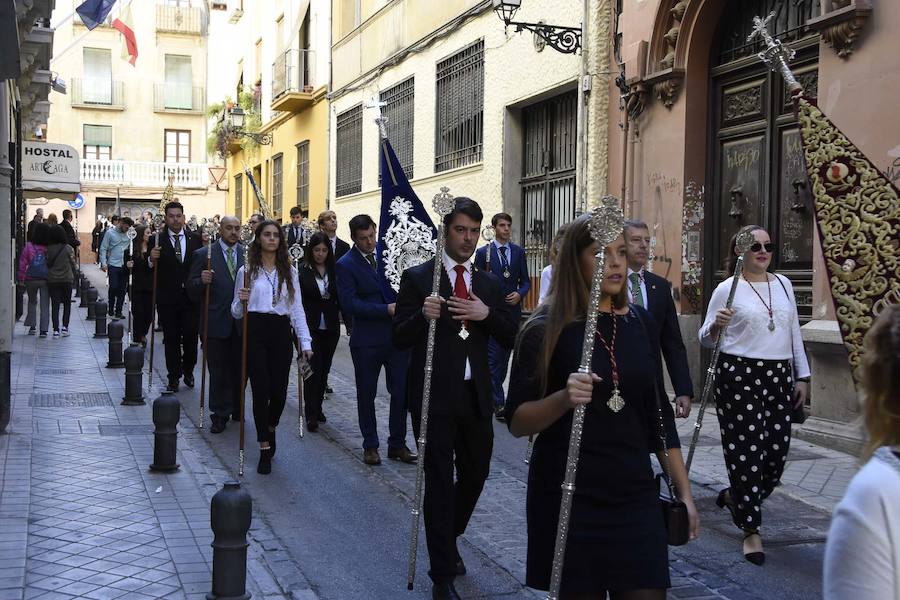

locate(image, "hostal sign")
[[22, 141, 81, 195]]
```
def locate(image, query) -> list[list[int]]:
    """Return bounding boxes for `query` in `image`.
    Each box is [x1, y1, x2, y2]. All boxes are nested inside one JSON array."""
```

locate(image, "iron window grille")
[[272, 153, 284, 217], [380, 77, 415, 181], [336, 105, 363, 197], [234, 173, 243, 219], [435, 40, 484, 173], [296, 141, 310, 210]]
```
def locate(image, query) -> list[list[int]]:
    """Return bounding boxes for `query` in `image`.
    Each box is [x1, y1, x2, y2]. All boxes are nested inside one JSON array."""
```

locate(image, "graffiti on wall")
[[681, 181, 705, 314]]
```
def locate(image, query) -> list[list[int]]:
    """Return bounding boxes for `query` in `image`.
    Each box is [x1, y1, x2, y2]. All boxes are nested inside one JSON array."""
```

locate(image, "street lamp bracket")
[[492, 0, 582, 54]]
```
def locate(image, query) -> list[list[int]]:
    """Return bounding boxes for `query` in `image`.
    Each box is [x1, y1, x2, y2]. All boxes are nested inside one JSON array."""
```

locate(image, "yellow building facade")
[[211, 0, 330, 223]]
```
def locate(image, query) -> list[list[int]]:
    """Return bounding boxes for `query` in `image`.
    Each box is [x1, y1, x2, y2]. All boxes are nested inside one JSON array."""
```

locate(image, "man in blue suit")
[[473, 212, 530, 421], [187, 216, 245, 433], [336, 214, 417, 466]]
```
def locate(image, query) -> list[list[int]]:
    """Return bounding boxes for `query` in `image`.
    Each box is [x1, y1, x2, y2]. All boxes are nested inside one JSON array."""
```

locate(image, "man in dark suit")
[[336, 214, 416, 466], [61, 210, 80, 250], [624, 220, 693, 417], [149, 201, 203, 392], [394, 198, 516, 600], [187, 216, 244, 432], [284, 206, 310, 248], [473, 212, 530, 421], [317, 209, 350, 261]]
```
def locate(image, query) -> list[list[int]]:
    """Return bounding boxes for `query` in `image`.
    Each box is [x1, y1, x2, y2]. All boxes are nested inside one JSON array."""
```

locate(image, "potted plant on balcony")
[[206, 88, 264, 159]]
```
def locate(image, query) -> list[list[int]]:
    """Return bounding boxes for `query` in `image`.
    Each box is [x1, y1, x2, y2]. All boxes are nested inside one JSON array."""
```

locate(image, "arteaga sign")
[[22, 141, 81, 194]]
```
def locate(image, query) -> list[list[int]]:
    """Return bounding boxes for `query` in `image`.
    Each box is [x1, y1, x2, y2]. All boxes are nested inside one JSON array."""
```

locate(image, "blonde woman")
[[823, 304, 900, 599]]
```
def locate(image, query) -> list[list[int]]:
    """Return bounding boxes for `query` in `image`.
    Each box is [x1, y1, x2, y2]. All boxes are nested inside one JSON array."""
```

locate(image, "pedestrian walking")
[[124, 225, 153, 346], [61, 209, 80, 250], [394, 198, 517, 599], [18, 222, 51, 337], [26, 208, 43, 242], [473, 212, 530, 422], [148, 202, 203, 392], [318, 208, 351, 396], [537, 224, 568, 305], [336, 214, 416, 466], [823, 304, 900, 599], [91, 219, 104, 263], [99, 216, 134, 320], [698, 224, 810, 565], [298, 232, 340, 432], [187, 216, 244, 433], [506, 216, 697, 598], [232, 220, 312, 475], [45, 225, 77, 337]]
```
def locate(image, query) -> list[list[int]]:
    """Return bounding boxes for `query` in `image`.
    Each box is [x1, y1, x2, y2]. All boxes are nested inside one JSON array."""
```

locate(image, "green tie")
[[629, 272, 644, 308], [226, 247, 236, 279], [366, 253, 377, 270]]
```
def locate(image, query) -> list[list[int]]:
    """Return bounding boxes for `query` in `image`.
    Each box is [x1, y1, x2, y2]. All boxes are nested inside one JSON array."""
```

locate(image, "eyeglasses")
[[749, 242, 775, 253]]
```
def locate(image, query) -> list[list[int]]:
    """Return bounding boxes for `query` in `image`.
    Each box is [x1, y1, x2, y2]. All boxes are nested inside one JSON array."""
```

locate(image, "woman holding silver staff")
[[232, 220, 313, 475], [299, 232, 341, 433], [506, 213, 698, 599], [125, 225, 154, 346], [698, 225, 809, 565]]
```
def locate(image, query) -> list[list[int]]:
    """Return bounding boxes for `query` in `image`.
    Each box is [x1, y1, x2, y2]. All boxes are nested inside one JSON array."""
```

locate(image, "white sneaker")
[[61, 327, 69, 337], [52, 331, 60, 339]]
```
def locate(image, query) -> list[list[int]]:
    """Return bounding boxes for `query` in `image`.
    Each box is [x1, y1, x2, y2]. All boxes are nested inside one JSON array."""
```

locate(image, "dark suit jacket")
[[61, 220, 80, 248], [124, 247, 153, 292], [186, 242, 244, 339], [299, 265, 340, 333], [333, 237, 350, 261], [393, 259, 517, 419], [336, 247, 393, 348], [147, 228, 203, 306], [642, 270, 694, 398], [473, 242, 530, 318], [284, 224, 308, 248]]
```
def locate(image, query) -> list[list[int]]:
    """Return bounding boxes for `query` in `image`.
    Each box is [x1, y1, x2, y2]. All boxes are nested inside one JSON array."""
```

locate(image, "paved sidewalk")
[[0, 276, 315, 600]]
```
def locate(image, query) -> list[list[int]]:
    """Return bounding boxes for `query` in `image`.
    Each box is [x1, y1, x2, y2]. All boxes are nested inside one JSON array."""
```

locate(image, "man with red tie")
[[394, 198, 517, 599]]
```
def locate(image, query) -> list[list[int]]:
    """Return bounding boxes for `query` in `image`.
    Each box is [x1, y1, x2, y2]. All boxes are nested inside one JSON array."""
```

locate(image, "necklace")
[[595, 313, 625, 413], [743, 273, 775, 331], [262, 266, 279, 307]]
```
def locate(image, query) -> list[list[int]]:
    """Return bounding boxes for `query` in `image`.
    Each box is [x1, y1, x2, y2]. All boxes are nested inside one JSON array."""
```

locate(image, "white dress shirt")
[[626, 267, 649, 310], [441, 250, 472, 380], [231, 264, 312, 351], [698, 274, 810, 378], [315, 271, 328, 330], [538, 264, 553, 305]]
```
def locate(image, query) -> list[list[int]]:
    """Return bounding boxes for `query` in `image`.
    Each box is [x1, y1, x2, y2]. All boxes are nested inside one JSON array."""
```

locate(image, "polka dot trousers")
[[714, 353, 794, 532]]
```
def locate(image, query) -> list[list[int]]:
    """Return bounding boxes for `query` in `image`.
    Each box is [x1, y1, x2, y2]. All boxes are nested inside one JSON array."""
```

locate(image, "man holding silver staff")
[[394, 198, 516, 599], [187, 216, 245, 433]]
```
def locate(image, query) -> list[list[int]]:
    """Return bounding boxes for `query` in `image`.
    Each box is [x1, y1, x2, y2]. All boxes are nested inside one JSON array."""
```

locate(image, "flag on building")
[[112, 4, 137, 66], [76, 0, 117, 30], [376, 136, 436, 302]]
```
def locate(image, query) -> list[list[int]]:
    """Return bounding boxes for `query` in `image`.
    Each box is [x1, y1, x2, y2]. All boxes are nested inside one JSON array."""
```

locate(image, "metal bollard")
[[79, 278, 90, 306], [149, 391, 180, 472], [93, 300, 108, 338], [74, 274, 83, 299], [121, 343, 146, 405], [208, 481, 252, 600], [84, 287, 98, 317], [106, 320, 125, 368]]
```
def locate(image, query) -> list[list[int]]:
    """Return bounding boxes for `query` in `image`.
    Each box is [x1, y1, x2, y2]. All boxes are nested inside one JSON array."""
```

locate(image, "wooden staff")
[[237, 224, 253, 476], [547, 198, 623, 600], [148, 214, 165, 389], [198, 223, 215, 430], [407, 187, 456, 591], [685, 229, 756, 472]]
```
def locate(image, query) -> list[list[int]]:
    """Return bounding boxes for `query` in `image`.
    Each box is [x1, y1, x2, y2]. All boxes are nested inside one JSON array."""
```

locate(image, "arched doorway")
[[706, 0, 820, 320]]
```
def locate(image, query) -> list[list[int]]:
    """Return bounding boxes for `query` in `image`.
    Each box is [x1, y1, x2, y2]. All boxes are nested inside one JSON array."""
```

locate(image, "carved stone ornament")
[[650, 72, 683, 108], [808, 0, 872, 58]]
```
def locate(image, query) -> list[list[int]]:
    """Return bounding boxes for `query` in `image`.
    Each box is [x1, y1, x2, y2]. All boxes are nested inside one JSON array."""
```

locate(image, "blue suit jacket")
[[336, 247, 393, 348], [187, 242, 244, 340], [473, 242, 530, 318], [642, 270, 694, 399]]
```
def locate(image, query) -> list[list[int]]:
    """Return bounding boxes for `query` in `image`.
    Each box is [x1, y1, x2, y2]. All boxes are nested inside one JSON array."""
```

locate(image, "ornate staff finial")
[[126, 226, 137, 241], [239, 223, 254, 246], [152, 213, 165, 231], [288, 243, 304, 263], [367, 97, 389, 140], [432, 186, 456, 217], [588, 195, 625, 248], [481, 225, 496, 242], [159, 171, 176, 213], [748, 12, 802, 93], [735, 229, 756, 254]]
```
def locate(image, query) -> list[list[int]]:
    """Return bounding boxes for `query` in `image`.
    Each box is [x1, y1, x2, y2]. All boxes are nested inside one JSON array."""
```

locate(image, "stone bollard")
[[208, 481, 252, 600], [93, 300, 108, 338], [84, 287, 98, 316], [78, 278, 90, 305], [121, 344, 146, 406], [149, 391, 180, 472], [106, 320, 125, 368]]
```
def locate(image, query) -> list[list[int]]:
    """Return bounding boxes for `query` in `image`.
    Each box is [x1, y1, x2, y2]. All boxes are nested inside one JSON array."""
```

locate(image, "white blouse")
[[231, 265, 312, 351], [538, 265, 552, 305], [699, 273, 810, 378]]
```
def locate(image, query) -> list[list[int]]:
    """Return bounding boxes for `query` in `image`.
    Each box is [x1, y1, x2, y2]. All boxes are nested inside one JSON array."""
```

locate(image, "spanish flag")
[[112, 4, 138, 66]]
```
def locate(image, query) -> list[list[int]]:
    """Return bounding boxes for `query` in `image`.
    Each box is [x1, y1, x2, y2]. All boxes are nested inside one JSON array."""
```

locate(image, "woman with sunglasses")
[[698, 225, 810, 565]]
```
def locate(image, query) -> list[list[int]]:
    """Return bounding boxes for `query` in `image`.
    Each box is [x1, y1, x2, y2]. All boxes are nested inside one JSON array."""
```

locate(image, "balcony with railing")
[[156, 3, 203, 35], [271, 49, 317, 112], [153, 83, 206, 113], [70, 78, 125, 110], [81, 160, 210, 189]]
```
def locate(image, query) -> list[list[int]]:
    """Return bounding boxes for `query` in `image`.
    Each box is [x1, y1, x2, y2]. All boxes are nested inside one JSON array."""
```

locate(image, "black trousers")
[[421, 381, 493, 584], [48, 282, 72, 331], [714, 353, 794, 532], [130, 289, 153, 342], [247, 313, 293, 443], [205, 325, 243, 420], [303, 328, 339, 423], [157, 294, 198, 383]]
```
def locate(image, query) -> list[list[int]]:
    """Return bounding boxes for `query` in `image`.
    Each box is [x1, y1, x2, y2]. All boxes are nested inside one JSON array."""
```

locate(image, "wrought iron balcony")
[[271, 49, 317, 112], [156, 3, 203, 35], [153, 83, 206, 113], [81, 159, 210, 189], [70, 78, 125, 110]]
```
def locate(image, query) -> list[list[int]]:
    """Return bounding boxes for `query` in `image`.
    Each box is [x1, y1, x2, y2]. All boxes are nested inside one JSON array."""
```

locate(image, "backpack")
[[26, 248, 49, 280]]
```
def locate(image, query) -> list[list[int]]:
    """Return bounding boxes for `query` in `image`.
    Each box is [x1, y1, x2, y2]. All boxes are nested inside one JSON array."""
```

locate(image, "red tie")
[[453, 265, 468, 299]]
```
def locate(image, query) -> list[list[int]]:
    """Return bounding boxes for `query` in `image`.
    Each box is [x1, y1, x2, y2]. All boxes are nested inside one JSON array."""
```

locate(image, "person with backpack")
[[18, 222, 51, 337], [46, 225, 77, 337]]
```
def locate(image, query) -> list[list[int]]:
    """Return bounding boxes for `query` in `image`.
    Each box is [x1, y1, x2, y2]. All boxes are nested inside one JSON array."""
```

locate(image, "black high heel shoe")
[[716, 488, 736, 520], [742, 531, 765, 566]]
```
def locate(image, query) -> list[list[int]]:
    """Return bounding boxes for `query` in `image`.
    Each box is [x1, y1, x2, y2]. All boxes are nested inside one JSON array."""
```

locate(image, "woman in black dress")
[[298, 232, 341, 432], [506, 215, 698, 599], [125, 225, 153, 346]]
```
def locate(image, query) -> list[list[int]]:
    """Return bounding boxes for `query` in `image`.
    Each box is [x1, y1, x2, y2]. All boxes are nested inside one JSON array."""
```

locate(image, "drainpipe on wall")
[[324, 0, 333, 210], [0, 84, 14, 432]]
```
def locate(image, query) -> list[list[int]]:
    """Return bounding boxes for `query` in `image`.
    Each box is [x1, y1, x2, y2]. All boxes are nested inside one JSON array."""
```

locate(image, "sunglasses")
[[749, 242, 775, 253]]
